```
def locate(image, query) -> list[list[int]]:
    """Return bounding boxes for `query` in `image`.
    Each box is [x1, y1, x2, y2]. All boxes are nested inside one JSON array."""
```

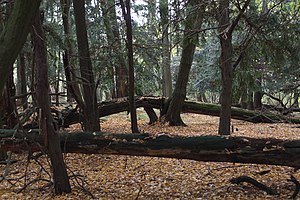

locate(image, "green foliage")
[[17, 0, 299, 105]]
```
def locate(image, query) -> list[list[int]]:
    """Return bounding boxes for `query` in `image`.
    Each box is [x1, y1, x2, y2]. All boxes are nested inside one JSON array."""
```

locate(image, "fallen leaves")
[[1, 111, 300, 199]]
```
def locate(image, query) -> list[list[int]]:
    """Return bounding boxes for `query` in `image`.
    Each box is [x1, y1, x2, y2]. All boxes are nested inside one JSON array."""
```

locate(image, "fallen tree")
[[1, 129, 300, 168], [22, 96, 300, 129], [62, 96, 300, 126]]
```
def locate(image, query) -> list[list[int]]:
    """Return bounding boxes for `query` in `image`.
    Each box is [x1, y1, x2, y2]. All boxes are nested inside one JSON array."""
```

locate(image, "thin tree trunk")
[[218, 0, 233, 135], [101, 0, 128, 98], [217, 0, 251, 135], [60, 0, 84, 105], [18, 52, 28, 109], [294, 93, 299, 108], [73, 0, 100, 131], [55, 52, 61, 106], [162, 0, 205, 126], [120, 0, 139, 133], [33, 11, 71, 194], [159, 0, 172, 97]]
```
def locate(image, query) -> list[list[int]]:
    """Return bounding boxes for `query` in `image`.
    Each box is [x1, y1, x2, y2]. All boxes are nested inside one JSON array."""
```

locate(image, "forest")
[[0, 0, 299, 199]]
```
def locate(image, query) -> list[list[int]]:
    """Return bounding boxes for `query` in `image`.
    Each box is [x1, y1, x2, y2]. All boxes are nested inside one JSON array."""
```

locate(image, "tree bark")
[[159, 0, 172, 97], [162, 0, 205, 126], [73, 0, 100, 131], [1, 130, 300, 168], [33, 11, 71, 194], [218, 0, 251, 135], [218, 0, 233, 135], [60, 0, 83, 105], [0, 0, 41, 96], [101, 0, 128, 98], [17, 52, 28, 109], [120, 0, 139, 133]]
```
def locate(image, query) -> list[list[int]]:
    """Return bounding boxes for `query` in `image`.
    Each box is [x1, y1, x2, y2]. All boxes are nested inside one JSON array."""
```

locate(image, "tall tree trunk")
[[120, 0, 139, 133], [218, 0, 250, 135], [0, 0, 41, 96], [55, 53, 61, 106], [33, 10, 71, 195], [60, 0, 84, 105], [101, 0, 128, 98], [218, 0, 233, 135], [162, 0, 205, 126], [159, 0, 172, 97], [73, 0, 100, 131]]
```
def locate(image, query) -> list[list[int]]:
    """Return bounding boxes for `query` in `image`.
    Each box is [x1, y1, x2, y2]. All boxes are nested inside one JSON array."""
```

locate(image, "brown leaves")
[[1, 112, 300, 199]]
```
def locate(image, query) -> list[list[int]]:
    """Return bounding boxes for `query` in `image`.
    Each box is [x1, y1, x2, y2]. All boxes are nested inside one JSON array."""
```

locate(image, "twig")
[[230, 175, 278, 195], [287, 175, 300, 199], [0, 152, 14, 183], [134, 186, 143, 200], [17, 178, 52, 193], [68, 167, 95, 199]]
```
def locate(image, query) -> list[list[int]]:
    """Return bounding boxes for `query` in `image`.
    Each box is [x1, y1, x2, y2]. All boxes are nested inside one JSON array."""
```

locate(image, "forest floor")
[[1, 110, 300, 199]]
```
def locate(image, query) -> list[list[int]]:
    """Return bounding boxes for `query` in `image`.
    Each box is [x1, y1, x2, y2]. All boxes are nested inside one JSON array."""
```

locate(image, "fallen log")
[[22, 96, 300, 129], [1, 129, 300, 168], [140, 97, 300, 124], [59, 96, 300, 127]]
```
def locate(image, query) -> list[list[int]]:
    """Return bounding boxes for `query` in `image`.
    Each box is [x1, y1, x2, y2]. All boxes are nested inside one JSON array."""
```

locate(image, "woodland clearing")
[[0, 111, 299, 199]]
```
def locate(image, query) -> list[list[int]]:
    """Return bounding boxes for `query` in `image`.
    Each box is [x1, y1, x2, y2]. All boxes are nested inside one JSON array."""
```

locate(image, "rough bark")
[[162, 0, 205, 126], [120, 0, 139, 133], [1, 129, 300, 168], [33, 11, 71, 194], [218, 0, 233, 135], [73, 0, 100, 131], [218, 0, 251, 135], [0, 0, 42, 95]]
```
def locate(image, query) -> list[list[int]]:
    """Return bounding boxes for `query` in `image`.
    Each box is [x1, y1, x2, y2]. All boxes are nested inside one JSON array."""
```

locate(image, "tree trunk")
[[60, 0, 83, 105], [120, 0, 139, 133], [73, 0, 100, 131], [217, 0, 251, 134], [17, 52, 28, 109], [218, 0, 233, 135], [2, 130, 300, 168], [0, 0, 41, 96], [293, 93, 299, 108], [159, 0, 172, 97], [33, 11, 71, 194], [254, 90, 263, 110], [162, 0, 205, 126], [101, 0, 128, 98]]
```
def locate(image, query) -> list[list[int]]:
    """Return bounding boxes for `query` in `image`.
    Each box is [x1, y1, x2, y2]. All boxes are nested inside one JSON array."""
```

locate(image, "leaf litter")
[[1, 111, 300, 199]]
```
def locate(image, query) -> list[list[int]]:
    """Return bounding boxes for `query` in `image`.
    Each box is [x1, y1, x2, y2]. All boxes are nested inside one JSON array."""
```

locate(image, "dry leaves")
[[1, 111, 300, 199]]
